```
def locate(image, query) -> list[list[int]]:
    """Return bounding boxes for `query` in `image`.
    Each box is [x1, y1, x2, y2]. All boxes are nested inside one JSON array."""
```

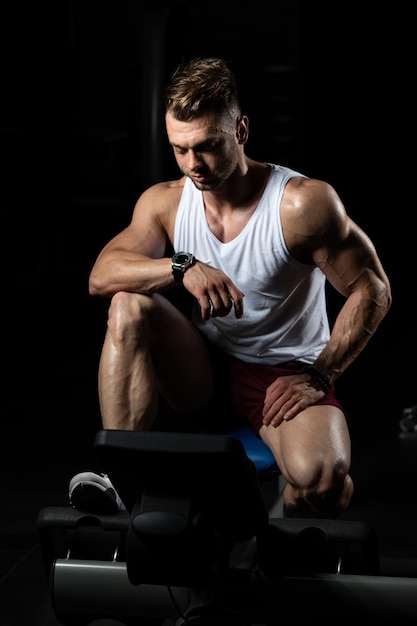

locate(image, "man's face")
[[165, 110, 241, 191]]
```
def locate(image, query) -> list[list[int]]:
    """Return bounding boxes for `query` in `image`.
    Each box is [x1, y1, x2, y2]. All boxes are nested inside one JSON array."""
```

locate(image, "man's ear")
[[236, 115, 249, 144]]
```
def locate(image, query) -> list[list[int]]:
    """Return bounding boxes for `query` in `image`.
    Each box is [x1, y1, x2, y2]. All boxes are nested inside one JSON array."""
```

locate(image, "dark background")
[[1, 2, 416, 625]]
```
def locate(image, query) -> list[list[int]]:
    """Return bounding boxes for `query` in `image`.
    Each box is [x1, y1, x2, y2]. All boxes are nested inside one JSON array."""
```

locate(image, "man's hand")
[[262, 373, 325, 427], [183, 260, 244, 320]]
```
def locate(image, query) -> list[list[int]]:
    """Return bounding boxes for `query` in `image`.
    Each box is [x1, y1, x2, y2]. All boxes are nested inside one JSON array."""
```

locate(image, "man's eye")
[[201, 142, 219, 152], [173, 144, 217, 156]]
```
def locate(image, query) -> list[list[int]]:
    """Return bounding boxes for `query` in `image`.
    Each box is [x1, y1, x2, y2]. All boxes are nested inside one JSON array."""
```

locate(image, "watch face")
[[173, 252, 193, 267], [172, 252, 195, 282]]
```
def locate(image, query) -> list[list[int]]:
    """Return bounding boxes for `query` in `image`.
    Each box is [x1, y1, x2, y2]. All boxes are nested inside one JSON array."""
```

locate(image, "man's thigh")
[[260, 404, 351, 479]]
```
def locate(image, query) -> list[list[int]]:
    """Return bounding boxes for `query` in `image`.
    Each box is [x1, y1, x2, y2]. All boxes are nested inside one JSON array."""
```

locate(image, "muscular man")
[[71, 57, 391, 518]]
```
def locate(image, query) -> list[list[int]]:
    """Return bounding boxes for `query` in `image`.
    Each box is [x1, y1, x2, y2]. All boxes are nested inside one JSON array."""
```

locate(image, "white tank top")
[[173, 163, 330, 365]]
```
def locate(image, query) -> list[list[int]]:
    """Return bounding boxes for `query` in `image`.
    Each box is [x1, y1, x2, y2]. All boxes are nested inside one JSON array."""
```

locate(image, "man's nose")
[[188, 150, 202, 169]]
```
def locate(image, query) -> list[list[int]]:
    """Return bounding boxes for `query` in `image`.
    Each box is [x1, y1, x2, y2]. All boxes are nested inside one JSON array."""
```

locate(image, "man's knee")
[[284, 463, 353, 518], [107, 292, 155, 338]]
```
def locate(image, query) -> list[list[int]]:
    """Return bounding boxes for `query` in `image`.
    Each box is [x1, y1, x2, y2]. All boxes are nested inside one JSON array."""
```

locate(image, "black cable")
[[167, 585, 190, 623]]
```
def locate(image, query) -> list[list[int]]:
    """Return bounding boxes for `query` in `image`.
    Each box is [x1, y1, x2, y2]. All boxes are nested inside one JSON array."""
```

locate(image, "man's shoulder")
[[138, 176, 186, 207], [132, 176, 186, 220], [284, 176, 335, 201], [146, 176, 186, 195], [282, 176, 346, 237]]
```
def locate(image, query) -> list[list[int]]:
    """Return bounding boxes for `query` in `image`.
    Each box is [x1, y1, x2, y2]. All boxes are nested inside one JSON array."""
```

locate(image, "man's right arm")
[[88, 183, 178, 298]]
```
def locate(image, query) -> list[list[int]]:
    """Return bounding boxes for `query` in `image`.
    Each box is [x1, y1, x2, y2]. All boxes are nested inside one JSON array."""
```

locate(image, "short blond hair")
[[164, 56, 241, 123]]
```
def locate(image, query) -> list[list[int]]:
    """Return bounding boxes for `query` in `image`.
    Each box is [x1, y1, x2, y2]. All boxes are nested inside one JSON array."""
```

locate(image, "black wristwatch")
[[172, 251, 196, 283]]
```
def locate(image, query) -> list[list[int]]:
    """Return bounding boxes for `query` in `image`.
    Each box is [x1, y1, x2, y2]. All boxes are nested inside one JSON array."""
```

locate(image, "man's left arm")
[[262, 178, 392, 427], [312, 216, 392, 383]]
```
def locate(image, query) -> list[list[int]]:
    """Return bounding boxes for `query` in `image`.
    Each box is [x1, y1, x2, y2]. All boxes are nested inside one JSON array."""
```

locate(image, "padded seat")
[[222, 425, 277, 473]]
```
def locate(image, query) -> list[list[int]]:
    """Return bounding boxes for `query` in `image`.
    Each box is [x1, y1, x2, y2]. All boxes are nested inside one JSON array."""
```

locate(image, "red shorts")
[[210, 356, 346, 437]]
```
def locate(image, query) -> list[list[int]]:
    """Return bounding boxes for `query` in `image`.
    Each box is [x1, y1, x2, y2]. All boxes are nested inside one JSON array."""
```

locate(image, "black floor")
[[2, 270, 417, 625]]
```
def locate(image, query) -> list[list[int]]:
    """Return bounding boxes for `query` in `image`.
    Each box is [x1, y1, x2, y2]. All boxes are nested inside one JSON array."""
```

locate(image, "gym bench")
[[37, 429, 417, 625]]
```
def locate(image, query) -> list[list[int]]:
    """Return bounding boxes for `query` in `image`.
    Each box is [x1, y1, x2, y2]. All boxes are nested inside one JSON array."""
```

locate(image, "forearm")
[[89, 253, 175, 298], [313, 275, 391, 382]]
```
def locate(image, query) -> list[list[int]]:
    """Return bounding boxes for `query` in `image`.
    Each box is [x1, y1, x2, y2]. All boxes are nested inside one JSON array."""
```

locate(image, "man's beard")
[[188, 176, 224, 192], [184, 158, 237, 192]]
